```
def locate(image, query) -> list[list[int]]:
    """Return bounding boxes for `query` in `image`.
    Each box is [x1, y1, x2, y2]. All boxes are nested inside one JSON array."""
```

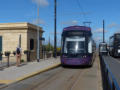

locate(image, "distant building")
[[0, 22, 44, 61]]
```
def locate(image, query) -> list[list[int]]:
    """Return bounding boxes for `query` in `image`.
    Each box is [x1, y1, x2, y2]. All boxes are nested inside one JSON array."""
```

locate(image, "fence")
[[100, 55, 120, 90]]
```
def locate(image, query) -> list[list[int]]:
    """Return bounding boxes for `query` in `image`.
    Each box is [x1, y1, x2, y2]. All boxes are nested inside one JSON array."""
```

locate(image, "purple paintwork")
[[61, 56, 92, 66], [61, 25, 92, 66], [63, 26, 91, 32]]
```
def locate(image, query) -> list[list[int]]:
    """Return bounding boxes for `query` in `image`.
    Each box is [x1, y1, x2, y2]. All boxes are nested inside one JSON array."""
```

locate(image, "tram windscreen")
[[63, 36, 86, 54], [100, 45, 107, 52], [116, 34, 120, 41]]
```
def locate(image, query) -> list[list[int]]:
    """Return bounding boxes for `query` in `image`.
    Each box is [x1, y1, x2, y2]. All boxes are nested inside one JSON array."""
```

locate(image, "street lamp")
[[37, 5, 40, 62], [54, 0, 57, 58]]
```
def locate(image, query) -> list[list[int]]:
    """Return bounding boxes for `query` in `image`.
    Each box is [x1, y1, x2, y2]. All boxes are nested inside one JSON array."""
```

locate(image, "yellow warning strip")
[[0, 80, 13, 84]]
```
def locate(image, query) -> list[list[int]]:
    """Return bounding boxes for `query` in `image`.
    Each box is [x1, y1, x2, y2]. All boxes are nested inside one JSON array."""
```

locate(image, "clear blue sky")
[[0, 0, 120, 46]]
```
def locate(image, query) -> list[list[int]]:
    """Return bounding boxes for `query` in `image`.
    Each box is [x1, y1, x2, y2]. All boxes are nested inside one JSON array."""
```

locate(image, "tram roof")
[[63, 26, 91, 31]]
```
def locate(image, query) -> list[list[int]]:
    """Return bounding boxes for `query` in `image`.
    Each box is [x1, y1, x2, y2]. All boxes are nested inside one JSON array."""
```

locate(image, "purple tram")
[[61, 26, 96, 66]]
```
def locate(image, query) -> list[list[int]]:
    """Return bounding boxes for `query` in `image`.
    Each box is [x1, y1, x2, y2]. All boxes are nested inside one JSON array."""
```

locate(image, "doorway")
[[0, 36, 2, 60]]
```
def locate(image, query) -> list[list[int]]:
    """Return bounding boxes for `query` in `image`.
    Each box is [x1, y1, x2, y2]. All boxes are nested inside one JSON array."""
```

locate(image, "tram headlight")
[[118, 49, 120, 53], [83, 55, 86, 58]]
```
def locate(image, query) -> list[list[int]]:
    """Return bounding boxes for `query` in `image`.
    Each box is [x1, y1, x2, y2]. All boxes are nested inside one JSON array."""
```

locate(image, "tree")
[[45, 43, 54, 52]]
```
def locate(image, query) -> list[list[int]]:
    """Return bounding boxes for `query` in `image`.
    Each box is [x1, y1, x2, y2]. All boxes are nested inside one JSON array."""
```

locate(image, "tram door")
[[0, 36, 2, 60]]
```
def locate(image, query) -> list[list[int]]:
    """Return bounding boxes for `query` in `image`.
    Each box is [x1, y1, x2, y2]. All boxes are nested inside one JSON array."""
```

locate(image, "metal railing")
[[100, 55, 120, 90]]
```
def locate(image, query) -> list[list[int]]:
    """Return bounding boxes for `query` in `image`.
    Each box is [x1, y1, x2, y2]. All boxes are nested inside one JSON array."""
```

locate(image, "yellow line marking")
[[0, 80, 13, 84]]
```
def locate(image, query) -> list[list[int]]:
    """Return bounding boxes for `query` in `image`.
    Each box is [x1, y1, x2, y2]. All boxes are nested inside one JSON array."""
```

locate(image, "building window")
[[30, 39, 34, 50]]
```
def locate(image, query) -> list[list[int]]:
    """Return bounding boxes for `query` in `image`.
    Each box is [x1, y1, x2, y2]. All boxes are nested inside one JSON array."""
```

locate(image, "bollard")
[[5, 51, 11, 67], [7, 56, 9, 67], [0, 52, 3, 64], [44, 51, 46, 60], [0, 52, 3, 61]]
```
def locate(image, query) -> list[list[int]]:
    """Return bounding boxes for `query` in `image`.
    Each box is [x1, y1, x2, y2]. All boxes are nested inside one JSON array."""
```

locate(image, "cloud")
[[93, 28, 107, 33], [32, 18, 45, 25], [107, 22, 118, 28], [61, 20, 78, 25], [32, 0, 49, 7]]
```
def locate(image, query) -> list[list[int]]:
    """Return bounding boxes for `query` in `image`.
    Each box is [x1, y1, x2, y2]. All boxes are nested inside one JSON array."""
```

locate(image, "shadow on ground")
[[61, 65, 92, 69]]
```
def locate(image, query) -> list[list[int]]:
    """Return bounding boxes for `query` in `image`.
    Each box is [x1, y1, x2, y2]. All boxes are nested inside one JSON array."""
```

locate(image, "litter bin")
[[0, 51, 3, 61], [5, 51, 11, 67], [24, 50, 31, 62]]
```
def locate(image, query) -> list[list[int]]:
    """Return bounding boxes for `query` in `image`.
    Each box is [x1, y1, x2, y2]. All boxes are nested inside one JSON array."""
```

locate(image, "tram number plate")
[[118, 50, 120, 53]]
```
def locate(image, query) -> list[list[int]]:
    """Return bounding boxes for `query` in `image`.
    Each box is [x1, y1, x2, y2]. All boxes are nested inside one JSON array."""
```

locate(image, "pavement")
[[0, 57, 61, 87]]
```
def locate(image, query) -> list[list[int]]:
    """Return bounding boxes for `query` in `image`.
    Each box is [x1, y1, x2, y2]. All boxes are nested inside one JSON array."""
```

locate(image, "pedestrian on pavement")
[[16, 47, 21, 66]]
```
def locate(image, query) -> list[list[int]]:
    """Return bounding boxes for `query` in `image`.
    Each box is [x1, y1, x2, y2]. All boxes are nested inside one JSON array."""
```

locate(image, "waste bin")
[[24, 50, 31, 62]]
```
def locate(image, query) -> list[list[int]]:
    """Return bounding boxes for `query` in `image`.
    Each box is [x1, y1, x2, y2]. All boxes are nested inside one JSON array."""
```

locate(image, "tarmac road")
[[1, 56, 101, 90]]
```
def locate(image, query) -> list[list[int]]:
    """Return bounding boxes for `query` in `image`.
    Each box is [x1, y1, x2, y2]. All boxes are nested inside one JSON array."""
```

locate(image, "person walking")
[[16, 47, 21, 66]]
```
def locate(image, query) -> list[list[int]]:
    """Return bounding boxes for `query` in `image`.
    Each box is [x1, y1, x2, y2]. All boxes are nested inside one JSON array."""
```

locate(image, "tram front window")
[[115, 34, 120, 43], [100, 45, 107, 52], [63, 36, 86, 54], [116, 34, 120, 39]]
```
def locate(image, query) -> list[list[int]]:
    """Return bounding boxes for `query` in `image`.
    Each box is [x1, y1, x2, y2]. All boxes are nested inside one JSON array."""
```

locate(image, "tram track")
[[30, 67, 66, 90], [33, 67, 89, 90], [70, 69, 88, 90]]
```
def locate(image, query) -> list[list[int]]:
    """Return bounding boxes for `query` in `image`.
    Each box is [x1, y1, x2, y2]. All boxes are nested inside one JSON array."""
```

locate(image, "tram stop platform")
[[0, 57, 60, 88]]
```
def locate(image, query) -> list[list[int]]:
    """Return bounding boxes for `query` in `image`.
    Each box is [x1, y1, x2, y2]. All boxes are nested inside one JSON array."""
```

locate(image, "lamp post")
[[54, 0, 57, 58], [37, 5, 40, 62]]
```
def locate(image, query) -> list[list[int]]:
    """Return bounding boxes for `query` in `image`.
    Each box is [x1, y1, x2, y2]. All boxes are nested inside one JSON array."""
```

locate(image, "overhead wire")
[[77, 0, 92, 26], [76, 0, 87, 21]]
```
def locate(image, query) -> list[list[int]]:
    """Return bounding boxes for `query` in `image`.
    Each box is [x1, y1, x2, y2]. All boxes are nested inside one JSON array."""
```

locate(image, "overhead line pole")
[[54, 0, 57, 58]]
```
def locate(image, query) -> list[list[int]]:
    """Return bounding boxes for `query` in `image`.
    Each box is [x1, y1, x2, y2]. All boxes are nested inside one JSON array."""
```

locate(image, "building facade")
[[0, 22, 44, 61]]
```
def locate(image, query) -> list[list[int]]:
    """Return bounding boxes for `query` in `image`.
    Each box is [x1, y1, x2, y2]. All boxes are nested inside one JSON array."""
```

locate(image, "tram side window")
[[109, 37, 113, 49], [88, 39, 92, 53]]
